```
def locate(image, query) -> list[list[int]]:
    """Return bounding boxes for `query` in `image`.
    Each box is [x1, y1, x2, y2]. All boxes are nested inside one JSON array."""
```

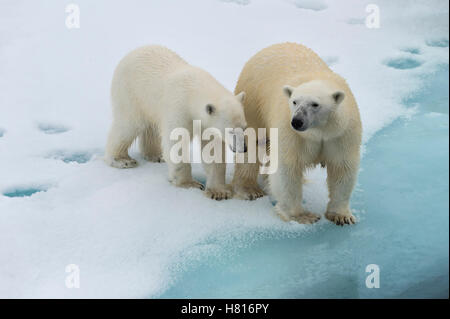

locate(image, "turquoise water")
[[3, 187, 47, 198], [385, 57, 423, 70], [161, 67, 449, 299], [48, 150, 93, 164], [38, 123, 69, 134], [61, 152, 92, 164]]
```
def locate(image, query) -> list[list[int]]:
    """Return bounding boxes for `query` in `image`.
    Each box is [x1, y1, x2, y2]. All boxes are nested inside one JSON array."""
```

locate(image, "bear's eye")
[[292, 101, 297, 106], [311, 102, 319, 108]]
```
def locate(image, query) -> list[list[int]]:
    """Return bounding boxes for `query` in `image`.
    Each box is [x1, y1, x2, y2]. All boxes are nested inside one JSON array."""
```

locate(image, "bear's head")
[[283, 80, 345, 132], [201, 91, 247, 153]]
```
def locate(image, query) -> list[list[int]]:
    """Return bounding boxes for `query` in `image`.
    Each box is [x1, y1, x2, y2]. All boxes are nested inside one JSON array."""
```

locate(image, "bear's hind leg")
[[105, 121, 139, 169], [203, 141, 232, 200], [161, 124, 204, 191], [139, 124, 164, 163]]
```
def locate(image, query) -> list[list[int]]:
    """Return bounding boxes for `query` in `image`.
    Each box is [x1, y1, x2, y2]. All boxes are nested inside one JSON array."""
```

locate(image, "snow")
[[0, 0, 448, 298]]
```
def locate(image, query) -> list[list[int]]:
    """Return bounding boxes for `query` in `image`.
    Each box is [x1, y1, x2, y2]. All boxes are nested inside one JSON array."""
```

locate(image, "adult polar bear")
[[105, 45, 247, 200], [232, 43, 362, 225]]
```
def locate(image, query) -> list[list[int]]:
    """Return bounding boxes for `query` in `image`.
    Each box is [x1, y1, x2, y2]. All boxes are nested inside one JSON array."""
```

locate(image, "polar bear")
[[105, 45, 247, 200], [232, 43, 362, 225]]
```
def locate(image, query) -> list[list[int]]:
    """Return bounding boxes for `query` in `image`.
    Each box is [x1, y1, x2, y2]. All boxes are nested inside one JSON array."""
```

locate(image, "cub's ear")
[[235, 91, 246, 103], [332, 91, 345, 105], [283, 85, 295, 98], [206, 104, 215, 115]]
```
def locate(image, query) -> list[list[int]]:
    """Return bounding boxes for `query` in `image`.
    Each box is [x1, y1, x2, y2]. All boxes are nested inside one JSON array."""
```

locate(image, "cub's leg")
[[161, 123, 204, 190], [202, 140, 232, 200], [105, 120, 139, 168], [139, 124, 164, 163], [269, 162, 320, 224], [325, 161, 359, 226]]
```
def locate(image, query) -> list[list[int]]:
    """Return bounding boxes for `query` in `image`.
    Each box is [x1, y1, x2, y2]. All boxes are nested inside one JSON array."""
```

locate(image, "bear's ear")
[[332, 91, 345, 105], [283, 85, 294, 98], [236, 91, 246, 103], [206, 104, 216, 115]]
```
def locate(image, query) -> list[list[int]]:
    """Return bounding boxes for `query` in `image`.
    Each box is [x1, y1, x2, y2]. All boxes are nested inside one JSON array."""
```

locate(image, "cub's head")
[[202, 91, 247, 153], [283, 80, 345, 132]]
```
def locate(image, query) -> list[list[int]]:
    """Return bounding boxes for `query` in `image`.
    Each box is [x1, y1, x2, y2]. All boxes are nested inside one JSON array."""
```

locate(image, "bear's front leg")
[[325, 161, 359, 226], [167, 161, 205, 190], [202, 141, 232, 200], [204, 163, 232, 200], [162, 125, 204, 191], [269, 163, 320, 224]]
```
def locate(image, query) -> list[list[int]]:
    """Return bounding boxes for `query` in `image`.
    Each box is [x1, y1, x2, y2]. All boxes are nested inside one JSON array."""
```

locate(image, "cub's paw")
[[106, 157, 138, 169], [178, 180, 205, 191], [144, 155, 165, 163], [205, 185, 233, 201], [325, 211, 356, 226], [233, 183, 265, 200], [291, 212, 321, 224], [275, 205, 321, 224]]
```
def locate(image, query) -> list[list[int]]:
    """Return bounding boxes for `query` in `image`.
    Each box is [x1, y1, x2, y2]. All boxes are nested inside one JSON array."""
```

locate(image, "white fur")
[[105, 45, 247, 200], [232, 43, 362, 225]]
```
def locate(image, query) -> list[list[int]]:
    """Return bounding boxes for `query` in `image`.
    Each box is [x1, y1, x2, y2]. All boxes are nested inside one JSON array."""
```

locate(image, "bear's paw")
[[144, 155, 165, 163], [275, 205, 321, 224], [233, 183, 265, 200], [178, 180, 205, 191], [205, 185, 233, 201], [325, 211, 356, 226], [107, 157, 138, 169]]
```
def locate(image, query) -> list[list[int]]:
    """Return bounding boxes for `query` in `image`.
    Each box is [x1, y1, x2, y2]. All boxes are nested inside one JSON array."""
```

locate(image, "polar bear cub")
[[232, 43, 362, 225], [105, 45, 247, 200]]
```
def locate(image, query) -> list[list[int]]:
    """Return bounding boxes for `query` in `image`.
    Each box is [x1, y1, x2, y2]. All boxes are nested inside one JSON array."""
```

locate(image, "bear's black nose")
[[291, 118, 304, 130]]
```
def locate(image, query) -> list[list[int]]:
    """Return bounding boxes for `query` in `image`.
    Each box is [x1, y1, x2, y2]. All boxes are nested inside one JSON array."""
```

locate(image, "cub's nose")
[[291, 118, 304, 131]]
